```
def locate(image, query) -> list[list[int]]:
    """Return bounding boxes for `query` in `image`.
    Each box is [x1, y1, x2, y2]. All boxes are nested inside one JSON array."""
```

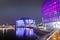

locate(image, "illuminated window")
[[16, 20, 25, 26], [25, 19, 35, 25]]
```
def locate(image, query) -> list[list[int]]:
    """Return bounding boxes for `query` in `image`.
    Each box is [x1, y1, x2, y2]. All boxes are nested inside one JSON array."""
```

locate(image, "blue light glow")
[[25, 19, 35, 25], [16, 20, 25, 26], [16, 28, 25, 37], [26, 28, 34, 37]]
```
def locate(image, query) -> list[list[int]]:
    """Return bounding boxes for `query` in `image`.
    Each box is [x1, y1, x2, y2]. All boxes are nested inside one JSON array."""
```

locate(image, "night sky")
[[0, 0, 43, 25]]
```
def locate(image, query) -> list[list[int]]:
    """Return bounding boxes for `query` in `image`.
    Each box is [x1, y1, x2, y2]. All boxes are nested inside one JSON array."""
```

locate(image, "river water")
[[0, 28, 38, 40]]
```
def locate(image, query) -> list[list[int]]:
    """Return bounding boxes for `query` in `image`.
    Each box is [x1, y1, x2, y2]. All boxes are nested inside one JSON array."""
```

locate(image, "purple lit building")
[[42, 0, 60, 29], [42, 0, 60, 23]]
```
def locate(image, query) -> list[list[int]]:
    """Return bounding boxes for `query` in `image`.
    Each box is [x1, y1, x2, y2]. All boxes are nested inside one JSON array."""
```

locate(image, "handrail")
[[46, 29, 59, 40], [41, 29, 55, 40]]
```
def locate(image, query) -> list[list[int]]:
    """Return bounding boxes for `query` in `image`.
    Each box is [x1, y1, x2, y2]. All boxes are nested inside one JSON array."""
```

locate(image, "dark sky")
[[0, 0, 43, 24]]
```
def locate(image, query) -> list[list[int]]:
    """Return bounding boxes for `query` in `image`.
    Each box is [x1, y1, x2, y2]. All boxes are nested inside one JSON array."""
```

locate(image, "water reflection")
[[16, 28, 34, 37], [25, 28, 34, 37], [16, 28, 37, 40], [16, 28, 25, 37], [0, 28, 37, 40]]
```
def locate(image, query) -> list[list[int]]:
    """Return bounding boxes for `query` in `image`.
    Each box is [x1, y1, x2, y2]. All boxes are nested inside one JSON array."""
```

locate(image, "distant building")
[[16, 18, 36, 28]]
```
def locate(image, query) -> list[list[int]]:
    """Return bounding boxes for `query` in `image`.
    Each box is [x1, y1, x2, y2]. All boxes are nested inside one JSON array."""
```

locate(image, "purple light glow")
[[49, 4, 57, 12], [52, 17, 55, 21], [44, 9, 49, 12], [44, 12, 49, 15], [42, 1, 57, 10], [43, 4, 58, 15], [48, 2, 57, 7], [43, 5, 57, 14], [54, 2, 56, 4], [54, 11, 57, 14], [43, 16, 57, 22], [42, 0, 59, 23]]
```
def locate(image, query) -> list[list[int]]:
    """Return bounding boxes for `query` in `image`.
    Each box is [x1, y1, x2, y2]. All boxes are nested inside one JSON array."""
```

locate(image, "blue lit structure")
[[25, 19, 35, 25], [16, 20, 25, 27], [16, 18, 36, 27], [16, 18, 35, 37]]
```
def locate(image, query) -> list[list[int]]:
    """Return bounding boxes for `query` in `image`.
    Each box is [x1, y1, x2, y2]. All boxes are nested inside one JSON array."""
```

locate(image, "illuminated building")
[[16, 18, 35, 37], [16, 18, 36, 27], [16, 20, 25, 27], [42, 0, 59, 23], [42, 0, 60, 29]]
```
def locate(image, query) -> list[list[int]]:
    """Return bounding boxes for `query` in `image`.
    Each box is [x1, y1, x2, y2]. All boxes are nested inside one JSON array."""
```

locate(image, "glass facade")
[[42, 0, 60, 23], [16, 20, 25, 26], [16, 18, 36, 27]]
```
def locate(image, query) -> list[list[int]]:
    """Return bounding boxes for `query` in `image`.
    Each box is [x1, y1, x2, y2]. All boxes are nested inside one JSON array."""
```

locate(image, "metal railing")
[[46, 29, 59, 40]]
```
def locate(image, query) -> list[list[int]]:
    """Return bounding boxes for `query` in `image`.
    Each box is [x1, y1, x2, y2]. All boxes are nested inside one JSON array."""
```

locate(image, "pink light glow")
[[50, 5, 57, 12], [43, 4, 58, 15], [42, 0, 59, 23], [52, 17, 56, 21], [49, 2, 56, 7], [53, 5, 57, 9], [54, 2, 56, 4], [54, 11, 57, 14]]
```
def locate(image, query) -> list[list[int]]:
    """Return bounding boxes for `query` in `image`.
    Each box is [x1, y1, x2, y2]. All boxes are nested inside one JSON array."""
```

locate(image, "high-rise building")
[[42, 0, 60, 23], [42, 0, 60, 29]]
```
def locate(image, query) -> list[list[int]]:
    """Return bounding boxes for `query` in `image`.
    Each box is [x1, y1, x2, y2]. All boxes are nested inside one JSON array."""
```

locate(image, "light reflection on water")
[[16, 28, 34, 37], [16, 28, 25, 37], [26, 28, 34, 37], [0, 28, 37, 40]]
